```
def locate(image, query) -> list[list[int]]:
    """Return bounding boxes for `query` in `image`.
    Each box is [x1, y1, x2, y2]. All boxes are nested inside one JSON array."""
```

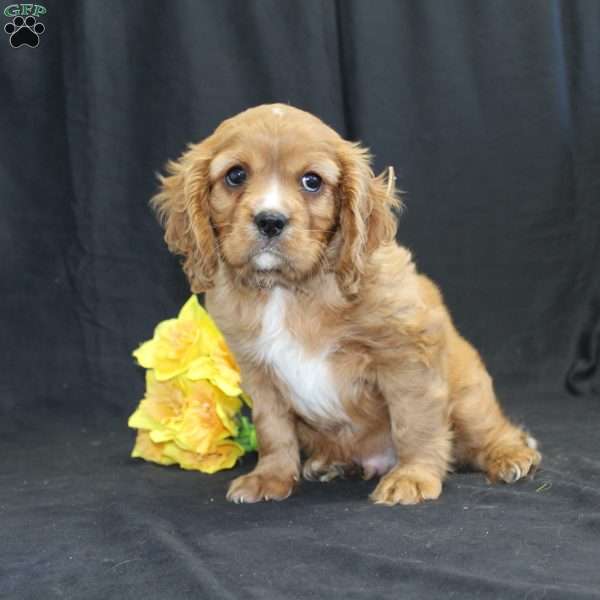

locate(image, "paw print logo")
[[4, 15, 45, 48]]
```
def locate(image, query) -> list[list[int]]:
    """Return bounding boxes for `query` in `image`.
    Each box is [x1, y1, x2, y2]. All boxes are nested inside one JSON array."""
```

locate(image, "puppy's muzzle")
[[254, 211, 288, 239]]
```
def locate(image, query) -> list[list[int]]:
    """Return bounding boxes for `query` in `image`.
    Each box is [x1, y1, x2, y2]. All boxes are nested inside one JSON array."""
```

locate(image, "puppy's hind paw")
[[485, 444, 541, 484], [302, 458, 351, 482]]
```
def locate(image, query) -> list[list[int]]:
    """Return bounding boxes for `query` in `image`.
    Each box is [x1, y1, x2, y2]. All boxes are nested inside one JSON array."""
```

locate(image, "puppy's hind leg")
[[297, 421, 356, 482], [451, 362, 541, 484]]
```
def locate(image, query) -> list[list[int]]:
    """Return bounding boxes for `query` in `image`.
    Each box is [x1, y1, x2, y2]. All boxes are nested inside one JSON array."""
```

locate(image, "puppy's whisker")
[[293, 228, 337, 234]]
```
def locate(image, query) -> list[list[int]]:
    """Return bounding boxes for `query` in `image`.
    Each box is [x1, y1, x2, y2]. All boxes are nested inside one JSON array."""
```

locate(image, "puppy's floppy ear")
[[151, 141, 217, 292], [336, 142, 401, 298]]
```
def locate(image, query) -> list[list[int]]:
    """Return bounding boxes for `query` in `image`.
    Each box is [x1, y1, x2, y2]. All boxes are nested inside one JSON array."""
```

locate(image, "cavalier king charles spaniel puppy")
[[152, 104, 540, 505]]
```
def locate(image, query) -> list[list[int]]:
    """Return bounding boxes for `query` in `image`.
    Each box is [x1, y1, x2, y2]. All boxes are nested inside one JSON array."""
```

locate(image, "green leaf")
[[233, 415, 257, 453]]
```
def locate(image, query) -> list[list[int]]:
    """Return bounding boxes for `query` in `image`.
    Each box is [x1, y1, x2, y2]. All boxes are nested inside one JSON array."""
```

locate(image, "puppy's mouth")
[[251, 249, 285, 271], [250, 237, 288, 271]]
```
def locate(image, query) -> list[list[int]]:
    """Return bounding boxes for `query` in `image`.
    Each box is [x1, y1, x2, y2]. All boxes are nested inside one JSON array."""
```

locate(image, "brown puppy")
[[152, 104, 541, 505]]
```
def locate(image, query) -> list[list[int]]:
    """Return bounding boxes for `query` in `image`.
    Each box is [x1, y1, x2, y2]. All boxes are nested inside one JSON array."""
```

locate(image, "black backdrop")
[[2, 1, 600, 598]]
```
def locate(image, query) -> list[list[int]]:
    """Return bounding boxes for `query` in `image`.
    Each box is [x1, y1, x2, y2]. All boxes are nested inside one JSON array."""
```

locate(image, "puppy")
[[152, 104, 541, 505]]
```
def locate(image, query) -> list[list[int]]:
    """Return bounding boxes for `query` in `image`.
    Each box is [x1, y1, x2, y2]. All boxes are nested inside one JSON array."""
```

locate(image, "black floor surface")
[[3, 386, 599, 600]]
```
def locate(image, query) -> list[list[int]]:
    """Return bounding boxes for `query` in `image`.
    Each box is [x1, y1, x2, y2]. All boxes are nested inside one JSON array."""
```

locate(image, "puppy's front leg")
[[371, 364, 452, 506], [227, 367, 300, 503]]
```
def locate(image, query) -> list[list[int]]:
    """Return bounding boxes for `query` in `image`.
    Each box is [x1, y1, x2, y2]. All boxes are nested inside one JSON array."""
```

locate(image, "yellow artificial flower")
[[162, 440, 244, 474], [174, 379, 241, 454], [132, 296, 242, 396], [128, 371, 185, 429], [131, 431, 243, 473], [129, 295, 256, 473], [128, 373, 241, 455]]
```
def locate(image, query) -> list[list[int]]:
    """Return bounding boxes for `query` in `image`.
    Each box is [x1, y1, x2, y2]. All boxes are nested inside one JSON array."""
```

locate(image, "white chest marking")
[[255, 288, 345, 424]]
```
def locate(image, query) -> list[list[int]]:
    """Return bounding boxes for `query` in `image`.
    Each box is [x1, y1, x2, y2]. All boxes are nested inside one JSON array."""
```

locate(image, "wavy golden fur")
[[152, 104, 540, 505]]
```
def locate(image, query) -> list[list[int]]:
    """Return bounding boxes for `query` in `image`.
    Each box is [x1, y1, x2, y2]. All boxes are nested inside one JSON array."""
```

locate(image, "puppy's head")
[[153, 104, 399, 296]]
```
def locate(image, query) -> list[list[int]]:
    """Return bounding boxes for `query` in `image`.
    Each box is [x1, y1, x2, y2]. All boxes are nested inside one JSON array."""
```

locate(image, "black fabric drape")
[[1, 1, 599, 598]]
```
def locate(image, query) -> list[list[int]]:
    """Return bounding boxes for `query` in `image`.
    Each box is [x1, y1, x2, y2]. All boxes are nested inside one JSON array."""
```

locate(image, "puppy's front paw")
[[485, 444, 541, 484], [226, 471, 296, 503], [370, 466, 442, 506]]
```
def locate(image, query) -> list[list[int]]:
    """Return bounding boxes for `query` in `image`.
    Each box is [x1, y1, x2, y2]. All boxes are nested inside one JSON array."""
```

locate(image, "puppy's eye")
[[225, 166, 247, 187], [300, 172, 322, 193]]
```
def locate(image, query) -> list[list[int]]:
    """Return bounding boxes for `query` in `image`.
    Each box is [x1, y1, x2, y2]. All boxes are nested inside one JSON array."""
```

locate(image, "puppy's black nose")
[[254, 211, 289, 238]]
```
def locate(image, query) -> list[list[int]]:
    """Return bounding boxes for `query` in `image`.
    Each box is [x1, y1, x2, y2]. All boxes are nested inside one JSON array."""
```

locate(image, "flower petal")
[[163, 440, 244, 473], [131, 430, 176, 466], [187, 356, 242, 397], [128, 406, 160, 431], [132, 339, 157, 368]]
